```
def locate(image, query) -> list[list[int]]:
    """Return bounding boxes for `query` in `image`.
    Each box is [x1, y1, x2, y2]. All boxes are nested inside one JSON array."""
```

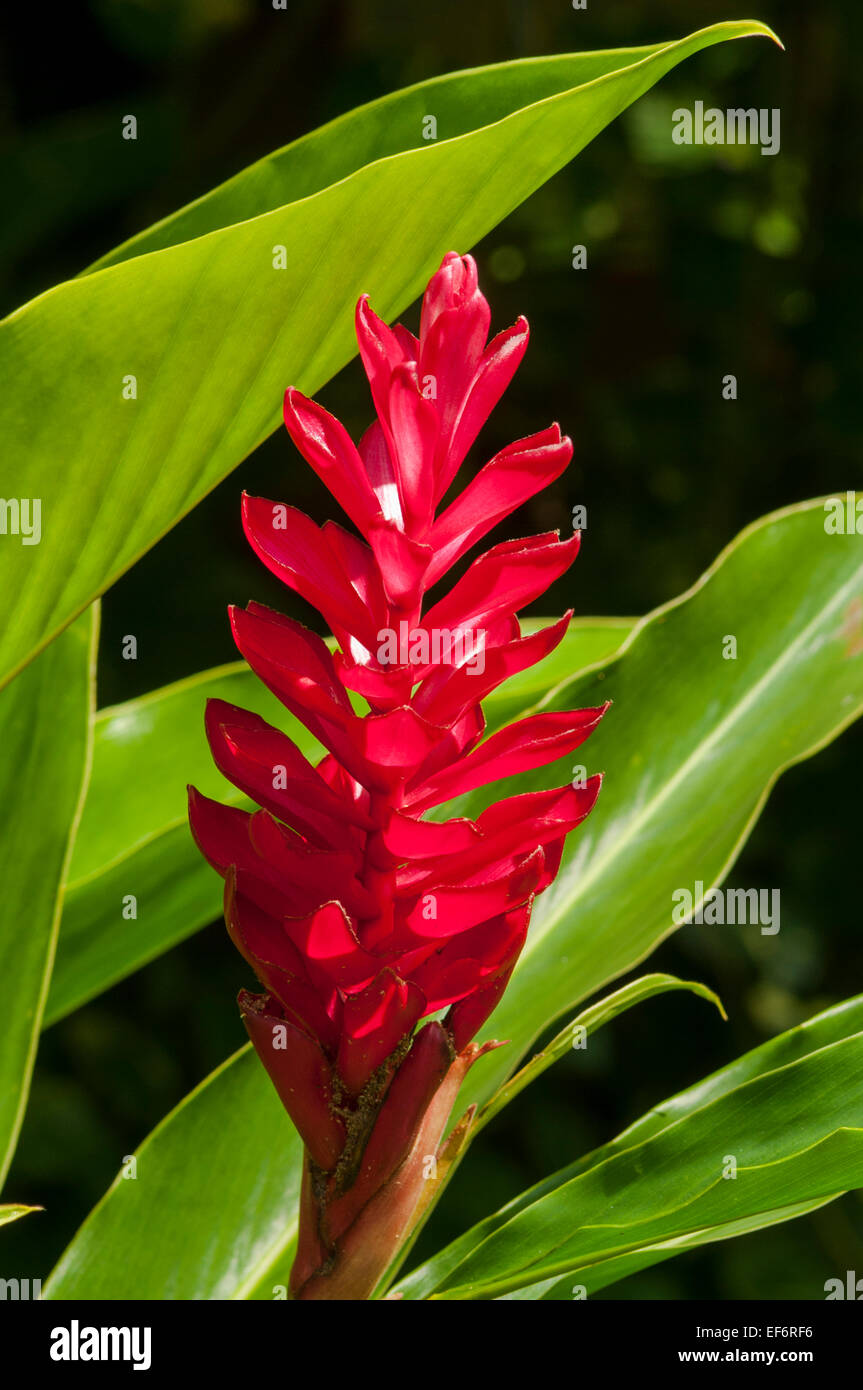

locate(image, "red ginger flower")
[[188, 252, 607, 1297]]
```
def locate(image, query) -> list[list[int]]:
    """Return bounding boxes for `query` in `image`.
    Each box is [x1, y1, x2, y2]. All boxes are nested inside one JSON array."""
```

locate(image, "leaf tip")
[[707, 986, 728, 1022], [747, 19, 785, 51]]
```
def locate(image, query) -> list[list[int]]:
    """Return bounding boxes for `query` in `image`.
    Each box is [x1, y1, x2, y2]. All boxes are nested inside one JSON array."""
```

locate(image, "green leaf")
[[450, 499, 863, 1118], [397, 996, 863, 1299], [43, 1047, 302, 1301], [0, 21, 779, 692], [47, 619, 631, 1025], [473, 973, 725, 1136], [496, 1197, 838, 1299], [87, 33, 779, 275], [438, 1082, 863, 1301], [0, 607, 97, 1190], [0, 1204, 42, 1229]]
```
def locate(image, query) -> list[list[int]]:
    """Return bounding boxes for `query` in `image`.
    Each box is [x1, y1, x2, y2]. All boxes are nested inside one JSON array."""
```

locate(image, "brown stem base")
[[290, 1040, 491, 1300]]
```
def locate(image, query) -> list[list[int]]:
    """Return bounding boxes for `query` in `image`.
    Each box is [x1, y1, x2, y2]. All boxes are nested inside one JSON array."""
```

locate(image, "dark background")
[[1, 0, 861, 1297]]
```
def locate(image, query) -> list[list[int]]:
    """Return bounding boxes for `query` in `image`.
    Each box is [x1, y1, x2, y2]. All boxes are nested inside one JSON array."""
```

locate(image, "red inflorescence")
[[189, 251, 606, 1198]]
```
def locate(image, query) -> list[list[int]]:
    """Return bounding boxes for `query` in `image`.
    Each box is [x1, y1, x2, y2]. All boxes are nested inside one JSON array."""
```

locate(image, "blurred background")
[[1, 0, 861, 1297]]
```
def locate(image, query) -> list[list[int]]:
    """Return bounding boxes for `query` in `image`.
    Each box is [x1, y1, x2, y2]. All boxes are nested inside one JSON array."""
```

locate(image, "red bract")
[[188, 252, 607, 1297]]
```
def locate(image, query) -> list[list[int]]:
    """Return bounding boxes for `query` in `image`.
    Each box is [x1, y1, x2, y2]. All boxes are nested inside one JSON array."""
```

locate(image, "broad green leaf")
[[0, 21, 779, 692], [47, 619, 631, 1025], [0, 1204, 42, 1229], [450, 499, 863, 1117], [43, 1048, 303, 1301], [436, 1075, 863, 1300], [86, 41, 763, 273], [397, 994, 863, 1299], [402, 1007, 863, 1298], [0, 607, 97, 1190], [497, 1197, 838, 1299]]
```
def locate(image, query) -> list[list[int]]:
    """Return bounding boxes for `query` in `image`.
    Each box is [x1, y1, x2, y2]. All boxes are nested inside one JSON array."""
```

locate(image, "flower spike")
[[189, 252, 607, 1298]]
